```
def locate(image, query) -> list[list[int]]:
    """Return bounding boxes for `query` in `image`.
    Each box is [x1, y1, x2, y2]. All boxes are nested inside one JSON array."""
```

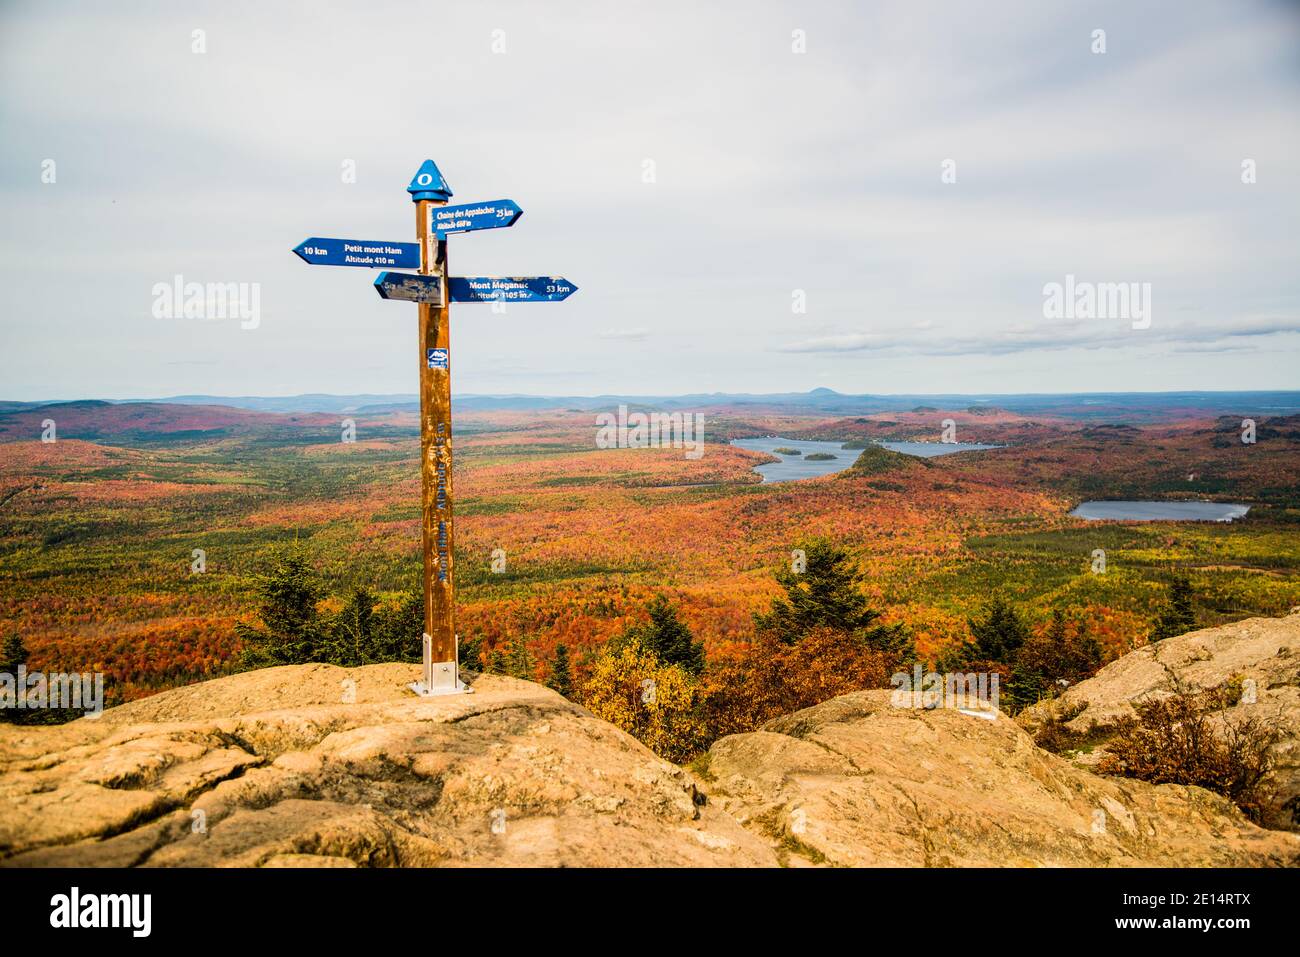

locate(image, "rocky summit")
[[706, 690, 1296, 867], [1019, 610, 1300, 831], [3, 621, 1299, 867], [0, 665, 773, 867]]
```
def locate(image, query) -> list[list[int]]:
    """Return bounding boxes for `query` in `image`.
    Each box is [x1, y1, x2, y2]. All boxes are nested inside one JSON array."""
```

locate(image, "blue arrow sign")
[[430, 200, 523, 236], [373, 272, 444, 304], [448, 277, 578, 303], [293, 238, 420, 268]]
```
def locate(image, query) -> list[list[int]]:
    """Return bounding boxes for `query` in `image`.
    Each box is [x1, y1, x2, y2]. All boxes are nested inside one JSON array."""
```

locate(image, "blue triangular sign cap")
[[407, 159, 453, 202]]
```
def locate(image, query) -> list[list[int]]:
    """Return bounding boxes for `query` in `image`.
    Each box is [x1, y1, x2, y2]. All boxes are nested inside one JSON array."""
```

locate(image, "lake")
[[1070, 501, 1251, 522], [731, 436, 1000, 483]]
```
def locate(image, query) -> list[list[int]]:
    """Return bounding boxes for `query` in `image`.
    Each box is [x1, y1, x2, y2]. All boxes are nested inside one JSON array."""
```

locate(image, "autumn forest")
[[1, 393, 1298, 759]]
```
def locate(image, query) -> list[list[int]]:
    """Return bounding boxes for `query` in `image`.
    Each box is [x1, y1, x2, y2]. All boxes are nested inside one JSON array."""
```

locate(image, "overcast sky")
[[1, 0, 1297, 400]]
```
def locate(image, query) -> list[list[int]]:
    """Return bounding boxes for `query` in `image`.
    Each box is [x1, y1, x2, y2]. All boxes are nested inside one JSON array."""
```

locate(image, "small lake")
[[1071, 501, 1251, 522], [731, 436, 1000, 483], [731, 437, 857, 482]]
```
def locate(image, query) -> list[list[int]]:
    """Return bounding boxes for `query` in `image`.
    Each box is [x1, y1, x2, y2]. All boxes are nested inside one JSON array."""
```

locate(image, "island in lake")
[[731, 435, 1002, 483]]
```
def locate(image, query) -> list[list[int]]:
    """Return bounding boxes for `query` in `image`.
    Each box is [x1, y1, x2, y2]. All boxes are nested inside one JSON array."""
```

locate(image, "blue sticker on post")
[[427, 348, 449, 370]]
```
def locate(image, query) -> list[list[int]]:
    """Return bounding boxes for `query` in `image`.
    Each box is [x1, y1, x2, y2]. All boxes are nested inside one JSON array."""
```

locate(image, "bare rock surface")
[[5, 624, 1300, 868], [1018, 611, 1300, 829], [703, 690, 1300, 867], [0, 664, 774, 867]]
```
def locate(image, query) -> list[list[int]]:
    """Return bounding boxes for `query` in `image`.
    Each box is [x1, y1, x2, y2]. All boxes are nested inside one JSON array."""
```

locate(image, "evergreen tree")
[[549, 643, 574, 698], [237, 550, 325, 667], [0, 632, 72, 725], [327, 586, 376, 666], [1008, 608, 1065, 706], [0, 633, 27, 725], [754, 539, 910, 655], [372, 590, 424, 663], [1060, 612, 1103, 679], [966, 595, 1030, 662], [0, 632, 27, 677], [506, 636, 535, 680], [1152, 575, 1196, 641], [618, 595, 705, 674]]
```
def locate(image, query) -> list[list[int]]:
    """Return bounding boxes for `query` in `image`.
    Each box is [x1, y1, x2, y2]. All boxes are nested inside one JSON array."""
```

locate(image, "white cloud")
[[1, 0, 1297, 397], [779, 316, 1300, 357]]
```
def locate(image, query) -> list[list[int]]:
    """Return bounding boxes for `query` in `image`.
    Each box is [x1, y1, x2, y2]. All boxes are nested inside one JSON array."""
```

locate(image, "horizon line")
[[6, 387, 1300, 405]]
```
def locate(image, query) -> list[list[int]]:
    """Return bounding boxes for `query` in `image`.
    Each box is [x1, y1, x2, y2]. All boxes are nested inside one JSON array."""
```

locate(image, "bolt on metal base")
[[409, 633, 472, 697]]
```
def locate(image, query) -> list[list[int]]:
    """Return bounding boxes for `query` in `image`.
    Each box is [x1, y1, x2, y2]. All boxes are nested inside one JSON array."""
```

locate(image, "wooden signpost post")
[[293, 159, 577, 696]]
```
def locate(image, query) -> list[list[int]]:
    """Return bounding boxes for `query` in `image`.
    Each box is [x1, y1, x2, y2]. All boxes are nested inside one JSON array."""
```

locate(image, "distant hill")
[[138, 394, 416, 414], [0, 400, 335, 443], [4, 389, 1298, 423]]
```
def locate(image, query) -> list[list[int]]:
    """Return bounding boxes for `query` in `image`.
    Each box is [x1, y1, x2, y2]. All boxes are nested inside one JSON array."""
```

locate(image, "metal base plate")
[[408, 680, 472, 697], [408, 676, 472, 697], [413, 643, 471, 696]]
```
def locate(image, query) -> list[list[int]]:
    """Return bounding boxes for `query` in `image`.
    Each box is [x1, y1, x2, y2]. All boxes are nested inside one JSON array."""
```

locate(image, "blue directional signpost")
[[449, 276, 578, 303], [292, 238, 420, 268], [291, 159, 576, 698], [431, 199, 523, 236], [374, 271, 444, 304]]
